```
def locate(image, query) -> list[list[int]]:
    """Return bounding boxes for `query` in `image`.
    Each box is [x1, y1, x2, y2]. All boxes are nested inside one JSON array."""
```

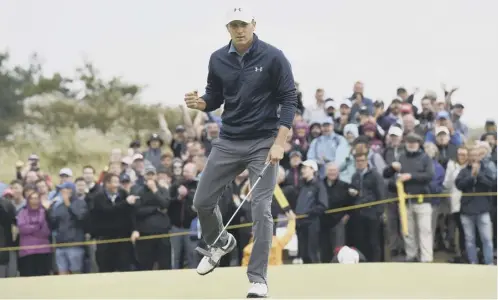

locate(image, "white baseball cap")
[[59, 167, 73, 177], [226, 7, 254, 25], [388, 126, 403, 137], [435, 126, 450, 135], [301, 160, 318, 172]]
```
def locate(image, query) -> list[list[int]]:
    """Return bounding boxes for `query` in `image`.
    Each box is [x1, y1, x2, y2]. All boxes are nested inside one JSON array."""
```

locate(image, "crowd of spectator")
[[0, 81, 496, 278]]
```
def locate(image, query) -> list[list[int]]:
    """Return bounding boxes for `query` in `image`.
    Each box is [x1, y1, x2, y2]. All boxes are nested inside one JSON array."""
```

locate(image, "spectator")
[[476, 141, 497, 181], [0, 193, 16, 278], [295, 160, 328, 264], [16, 191, 52, 277], [282, 151, 302, 210], [171, 158, 184, 184], [35, 179, 51, 210], [349, 81, 374, 119], [331, 245, 367, 263], [402, 114, 425, 138], [90, 173, 135, 272], [303, 88, 328, 124], [384, 133, 435, 262], [361, 121, 384, 154], [481, 131, 497, 166], [434, 126, 458, 170], [142, 133, 164, 169], [308, 122, 322, 141], [160, 151, 174, 172], [201, 121, 220, 156], [443, 146, 469, 259], [74, 177, 87, 201], [320, 162, 351, 263], [10, 180, 26, 214], [48, 168, 73, 203], [349, 152, 386, 262], [416, 97, 436, 133], [451, 103, 469, 138], [307, 117, 346, 178], [455, 146, 495, 265], [425, 111, 462, 146], [131, 164, 172, 270], [352, 136, 386, 176], [291, 121, 310, 159], [334, 99, 352, 135], [324, 99, 336, 118], [335, 124, 359, 184], [170, 125, 188, 158], [131, 154, 146, 186], [168, 162, 199, 269], [129, 140, 141, 155], [424, 142, 447, 252], [242, 212, 296, 266], [382, 126, 405, 257], [24, 170, 39, 186], [49, 182, 88, 275]]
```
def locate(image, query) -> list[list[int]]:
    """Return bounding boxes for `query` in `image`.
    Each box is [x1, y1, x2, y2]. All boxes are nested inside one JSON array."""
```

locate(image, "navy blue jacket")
[[295, 177, 328, 220], [49, 198, 88, 244], [350, 168, 386, 220], [200, 34, 297, 140], [455, 162, 495, 215]]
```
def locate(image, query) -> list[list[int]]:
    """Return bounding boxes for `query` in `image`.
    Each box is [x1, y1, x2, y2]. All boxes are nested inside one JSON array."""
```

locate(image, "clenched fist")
[[184, 91, 206, 110]]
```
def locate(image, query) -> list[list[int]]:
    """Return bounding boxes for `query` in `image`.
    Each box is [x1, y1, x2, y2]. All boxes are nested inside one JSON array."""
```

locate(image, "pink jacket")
[[16, 206, 52, 257]]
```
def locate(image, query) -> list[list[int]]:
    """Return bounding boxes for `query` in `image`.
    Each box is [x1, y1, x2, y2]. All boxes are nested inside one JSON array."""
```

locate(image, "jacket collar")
[[227, 33, 260, 56]]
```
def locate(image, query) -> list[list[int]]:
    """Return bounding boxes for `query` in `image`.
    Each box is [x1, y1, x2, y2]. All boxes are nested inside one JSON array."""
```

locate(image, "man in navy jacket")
[[183, 6, 297, 298], [455, 146, 495, 265]]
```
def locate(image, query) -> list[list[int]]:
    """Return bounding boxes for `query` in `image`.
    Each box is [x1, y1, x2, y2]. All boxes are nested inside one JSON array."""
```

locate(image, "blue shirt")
[[201, 34, 297, 140]]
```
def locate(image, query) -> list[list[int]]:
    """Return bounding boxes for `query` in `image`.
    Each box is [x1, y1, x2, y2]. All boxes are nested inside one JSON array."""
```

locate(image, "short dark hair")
[[103, 173, 119, 184], [83, 165, 95, 174], [397, 87, 407, 95], [10, 179, 23, 186], [74, 177, 85, 184]]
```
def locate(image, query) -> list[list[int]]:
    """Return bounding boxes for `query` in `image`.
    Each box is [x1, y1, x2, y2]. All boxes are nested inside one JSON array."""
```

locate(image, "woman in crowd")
[[16, 191, 52, 276]]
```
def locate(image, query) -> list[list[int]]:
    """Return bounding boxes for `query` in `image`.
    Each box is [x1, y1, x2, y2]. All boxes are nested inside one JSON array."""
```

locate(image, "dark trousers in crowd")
[[296, 218, 320, 264], [385, 202, 404, 257], [351, 214, 382, 262], [18, 253, 52, 277], [135, 235, 172, 270], [170, 226, 199, 269], [96, 241, 133, 272], [319, 222, 346, 263], [448, 212, 466, 258]]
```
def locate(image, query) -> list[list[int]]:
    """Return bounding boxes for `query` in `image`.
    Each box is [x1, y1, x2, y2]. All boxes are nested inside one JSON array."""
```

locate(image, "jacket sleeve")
[[375, 172, 387, 204], [408, 156, 434, 184], [311, 182, 328, 216], [455, 168, 474, 190], [69, 200, 88, 222], [429, 163, 445, 194], [273, 50, 297, 129], [306, 138, 318, 161], [383, 165, 396, 178], [0, 200, 16, 227], [200, 54, 224, 112], [154, 186, 171, 209], [477, 165, 496, 188], [450, 133, 462, 146]]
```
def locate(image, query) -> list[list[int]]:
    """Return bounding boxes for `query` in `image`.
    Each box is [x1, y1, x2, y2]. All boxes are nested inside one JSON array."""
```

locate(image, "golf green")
[[0, 263, 496, 299]]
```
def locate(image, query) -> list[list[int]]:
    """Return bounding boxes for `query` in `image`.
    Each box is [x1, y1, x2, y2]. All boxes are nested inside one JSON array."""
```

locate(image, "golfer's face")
[[227, 21, 254, 46]]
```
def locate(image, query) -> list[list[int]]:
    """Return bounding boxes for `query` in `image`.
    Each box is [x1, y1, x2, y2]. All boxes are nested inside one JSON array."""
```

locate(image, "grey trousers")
[[193, 136, 277, 284], [170, 226, 199, 269]]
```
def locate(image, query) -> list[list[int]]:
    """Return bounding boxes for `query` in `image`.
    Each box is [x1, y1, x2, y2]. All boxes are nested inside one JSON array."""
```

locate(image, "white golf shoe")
[[196, 233, 236, 275], [247, 282, 268, 298]]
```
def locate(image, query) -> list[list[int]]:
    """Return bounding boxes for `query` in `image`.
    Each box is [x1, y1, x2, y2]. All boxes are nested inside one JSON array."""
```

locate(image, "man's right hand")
[[178, 185, 188, 199], [126, 195, 137, 205], [392, 162, 401, 172], [184, 91, 206, 111]]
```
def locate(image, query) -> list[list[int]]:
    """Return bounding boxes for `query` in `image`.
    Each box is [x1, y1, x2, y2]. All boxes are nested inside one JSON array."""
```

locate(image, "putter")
[[195, 162, 272, 257]]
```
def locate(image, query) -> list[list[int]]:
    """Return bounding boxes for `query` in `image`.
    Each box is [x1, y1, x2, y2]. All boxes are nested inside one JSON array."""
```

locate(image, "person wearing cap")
[[90, 173, 136, 272], [143, 133, 164, 170], [434, 126, 458, 169], [131, 153, 146, 187], [425, 111, 462, 146], [348, 152, 386, 262], [130, 164, 172, 271], [295, 159, 328, 264], [383, 133, 435, 262], [334, 99, 352, 135], [383, 125, 406, 258], [0, 191, 17, 278], [335, 124, 359, 184], [450, 103, 468, 138], [324, 98, 336, 118], [48, 181, 88, 275], [331, 245, 367, 263], [129, 140, 141, 155], [303, 88, 328, 125], [183, 6, 297, 297], [307, 117, 346, 179], [47, 168, 74, 203], [455, 146, 495, 265]]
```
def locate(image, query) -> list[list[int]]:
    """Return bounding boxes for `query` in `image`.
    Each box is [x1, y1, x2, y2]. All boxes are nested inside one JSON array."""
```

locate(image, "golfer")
[[184, 7, 297, 298]]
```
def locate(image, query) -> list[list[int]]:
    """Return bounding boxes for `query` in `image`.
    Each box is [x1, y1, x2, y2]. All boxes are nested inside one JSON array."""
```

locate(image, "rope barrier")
[[0, 191, 495, 252]]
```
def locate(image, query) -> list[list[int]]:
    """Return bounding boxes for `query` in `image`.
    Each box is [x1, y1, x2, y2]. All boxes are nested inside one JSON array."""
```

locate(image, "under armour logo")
[[255, 66, 263, 72], [234, 8, 242, 12]]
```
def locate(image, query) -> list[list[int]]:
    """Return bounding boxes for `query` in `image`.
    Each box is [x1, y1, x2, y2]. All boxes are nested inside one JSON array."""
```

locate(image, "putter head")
[[195, 246, 212, 257]]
